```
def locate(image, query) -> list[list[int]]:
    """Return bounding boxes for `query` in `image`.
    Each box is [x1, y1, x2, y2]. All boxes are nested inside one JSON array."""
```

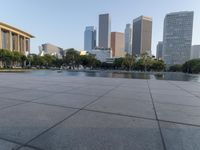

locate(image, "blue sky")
[[0, 0, 200, 55]]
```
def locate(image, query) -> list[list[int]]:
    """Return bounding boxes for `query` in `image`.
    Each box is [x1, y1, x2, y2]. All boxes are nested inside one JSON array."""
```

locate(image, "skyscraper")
[[111, 32, 125, 57], [132, 16, 152, 56], [163, 11, 194, 65], [191, 45, 200, 59], [84, 26, 96, 51], [98, 14, 111, 49], [156, 41, 163, 59], [124, 24, 132, 55]]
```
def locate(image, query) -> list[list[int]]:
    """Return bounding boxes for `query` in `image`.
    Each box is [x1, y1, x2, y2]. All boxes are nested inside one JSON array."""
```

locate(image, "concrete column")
[[17, 35, 20, 52], [27, 39, 30, 53], [0, 28, 2, 49], [9, 31, 12, 51], [6, 31, 10, 50], [23, 37, 26, 54], [13, 34, 16, 51]]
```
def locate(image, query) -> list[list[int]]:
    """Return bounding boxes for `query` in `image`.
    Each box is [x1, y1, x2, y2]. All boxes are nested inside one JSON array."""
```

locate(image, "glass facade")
[[132, 16, 152, 56], [84, 26, 96, 51], [124, 24, 132, 55], [163, 11, 194, 65], [98, 14, 111, 49]]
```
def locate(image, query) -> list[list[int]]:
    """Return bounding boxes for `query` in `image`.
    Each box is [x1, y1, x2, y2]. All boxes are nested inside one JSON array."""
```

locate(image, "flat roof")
[[0, 22, 34, 38], [133, 16, 152, 23], [166, 11, 194, 16]]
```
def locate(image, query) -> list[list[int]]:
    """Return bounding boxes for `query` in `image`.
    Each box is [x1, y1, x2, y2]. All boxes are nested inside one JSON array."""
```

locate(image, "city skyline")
[[0, 0, 200, 55]]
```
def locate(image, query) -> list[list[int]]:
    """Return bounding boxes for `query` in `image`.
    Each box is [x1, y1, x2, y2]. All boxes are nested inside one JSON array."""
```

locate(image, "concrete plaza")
[[0, 73, 200, 150]]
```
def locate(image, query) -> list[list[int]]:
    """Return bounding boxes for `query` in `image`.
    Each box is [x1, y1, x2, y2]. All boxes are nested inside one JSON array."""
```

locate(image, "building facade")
[[124, 24, 132, 55], [0, 22, 34, 55], [84, 26, 96, 51], [163, 11, 194, 65], [191, 45, 200, 59], [89, 48, 112, 62], [98, 14, 111, 49], [156, 41, 163, 59], [111, 32, 125, 57], [132, 16, 152, 56], [39, 43, 64, 59]]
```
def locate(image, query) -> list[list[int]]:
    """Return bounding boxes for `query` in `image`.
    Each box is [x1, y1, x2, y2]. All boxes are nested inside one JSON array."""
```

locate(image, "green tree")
[[182, 59, 200, 74], [64, 49, 80, 69], [169, 64, 182, 72], [140, 52, 152, 72], [151, 59, 166, 72], [0, 49, 13, 68], [192, 62, 200, 74], [113, 58, 124, 69], [122, 54, 135, 71]]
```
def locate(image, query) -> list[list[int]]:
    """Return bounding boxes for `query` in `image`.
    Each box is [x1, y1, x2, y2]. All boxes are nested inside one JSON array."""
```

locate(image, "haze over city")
[[0, 0, 200, 55]]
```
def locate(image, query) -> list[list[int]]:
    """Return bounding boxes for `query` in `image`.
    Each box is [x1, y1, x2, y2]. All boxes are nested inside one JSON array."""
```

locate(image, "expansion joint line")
[[17, 84, 120, 150], [167, 81, 200, 99], [146, 80, 167, 150]]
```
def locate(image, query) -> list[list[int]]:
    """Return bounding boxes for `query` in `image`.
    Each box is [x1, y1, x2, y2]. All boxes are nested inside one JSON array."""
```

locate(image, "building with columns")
[[0, 22, 34, 55]]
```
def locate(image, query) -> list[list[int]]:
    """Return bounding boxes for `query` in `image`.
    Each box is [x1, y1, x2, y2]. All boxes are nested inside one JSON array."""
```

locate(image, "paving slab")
[[0, 103, 77, 144], [115, 86, 150, 93], [86, 96, 156, 119], [29, 110, 164, 150], [0, 86, 24, 94], [152, 94, 200, 107], [67, 86, 112, 96], [3, 82, 47, 90], [150, 88, 193, 96], [155, 103, 200, 125], [0, 98, 24, 110], [104, 89, 152, 101], [160, 121, 200, 150], [0, 89, 53, 101], [19, 147, 37, 150], [35, 85, 76, 93], [0, 139, 20, 150], [0, 73, 200, 150], [34, 93, 98, 108]]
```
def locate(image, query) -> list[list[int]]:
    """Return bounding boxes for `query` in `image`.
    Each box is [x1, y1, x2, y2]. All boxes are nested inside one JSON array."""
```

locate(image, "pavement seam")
[[0, 137, 24, 147], [16, 84, 121, 150], [82, 108, 156, 121], [147, 80, 167, 150], [24, 100, 200, 128], [0, 94, 57, 112], [167, 81, 200, 99], [16, 109, 81, 150]]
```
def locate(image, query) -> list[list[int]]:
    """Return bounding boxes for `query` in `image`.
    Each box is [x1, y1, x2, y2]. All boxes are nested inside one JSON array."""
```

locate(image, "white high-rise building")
[[124, 24, 132, 55], [98, 14, 111, 49], [163, 11, 194, 65], [84, 26, 96, 51], [191, 45, 200, 59]]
